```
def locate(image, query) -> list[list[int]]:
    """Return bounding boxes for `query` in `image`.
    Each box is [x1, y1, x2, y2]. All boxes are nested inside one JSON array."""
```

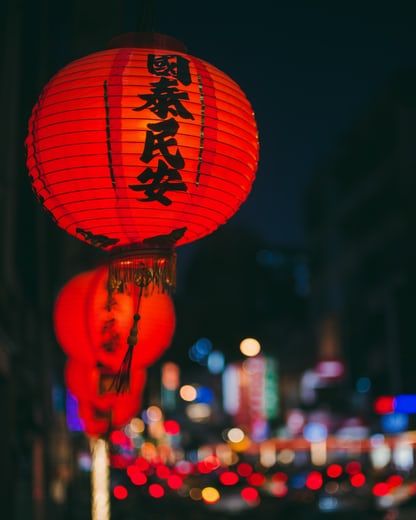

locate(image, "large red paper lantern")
[[26, 32, 259, 292], [54, 266, 176, 371]]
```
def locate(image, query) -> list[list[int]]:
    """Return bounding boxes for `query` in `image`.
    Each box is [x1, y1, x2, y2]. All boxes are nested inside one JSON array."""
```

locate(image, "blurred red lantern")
[[26, 32, 259, 293], [66, 360, 146, 430], [54, 265, 176, 373], [76, 402, 110, 437]]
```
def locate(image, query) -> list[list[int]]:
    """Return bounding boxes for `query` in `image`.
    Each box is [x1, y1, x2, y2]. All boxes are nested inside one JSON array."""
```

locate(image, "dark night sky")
[[143, 2, 416, 247]]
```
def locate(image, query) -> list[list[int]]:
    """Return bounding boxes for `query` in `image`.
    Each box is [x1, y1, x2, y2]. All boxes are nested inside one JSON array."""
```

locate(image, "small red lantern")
[[76, 402, 110, 437], [54, 266, 176, 373], [26, 32, 259, 293]]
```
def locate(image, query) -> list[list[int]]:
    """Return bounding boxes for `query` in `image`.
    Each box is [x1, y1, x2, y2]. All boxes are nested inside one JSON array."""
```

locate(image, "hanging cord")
[[111, 285, 144, 392]]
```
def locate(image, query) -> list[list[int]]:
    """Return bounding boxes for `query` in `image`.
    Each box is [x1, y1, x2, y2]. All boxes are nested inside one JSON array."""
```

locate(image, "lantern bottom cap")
[[108, 245, 176, 295]]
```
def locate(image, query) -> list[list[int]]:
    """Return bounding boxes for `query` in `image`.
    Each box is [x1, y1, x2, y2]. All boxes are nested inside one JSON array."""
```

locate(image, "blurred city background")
[[2, 1, 416, 519]]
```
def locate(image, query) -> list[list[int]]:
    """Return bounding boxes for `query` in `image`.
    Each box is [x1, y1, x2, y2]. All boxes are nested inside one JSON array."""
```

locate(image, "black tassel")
[[111, 313, 140, 393]]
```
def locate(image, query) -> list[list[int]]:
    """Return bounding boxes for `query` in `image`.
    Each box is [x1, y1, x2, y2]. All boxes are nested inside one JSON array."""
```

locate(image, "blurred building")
[[306, 70, 416, 396]]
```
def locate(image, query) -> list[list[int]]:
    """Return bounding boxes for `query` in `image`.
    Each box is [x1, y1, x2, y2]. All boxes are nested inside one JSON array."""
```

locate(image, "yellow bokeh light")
[[239, 338, 261, 357], [201, 486, 220, 504], [129, 418, 145, 434], [229, 436, 251, 453], [186, 403, 211, 422], [277, 449, 295, 465], [179, 385, 197, 402], [227, 428, 245, 443], [141, 442, 157, 460]]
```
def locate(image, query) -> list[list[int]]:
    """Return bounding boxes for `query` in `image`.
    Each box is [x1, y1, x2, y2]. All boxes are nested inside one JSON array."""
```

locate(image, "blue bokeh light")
[[207, 350, 225, 374]]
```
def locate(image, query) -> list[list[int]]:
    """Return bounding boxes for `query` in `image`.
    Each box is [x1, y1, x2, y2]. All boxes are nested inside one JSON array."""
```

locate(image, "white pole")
[[90, 438, 110, 520]]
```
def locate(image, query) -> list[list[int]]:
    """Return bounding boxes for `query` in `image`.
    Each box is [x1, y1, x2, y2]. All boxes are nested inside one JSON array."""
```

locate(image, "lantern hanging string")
[[111, 284, 144, 393]]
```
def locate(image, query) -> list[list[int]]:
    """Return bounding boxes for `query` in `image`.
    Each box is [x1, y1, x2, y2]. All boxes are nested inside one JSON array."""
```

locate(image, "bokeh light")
[[189, 488, 202, 501], [248, 473, 266, 486], [164, 420, 180, 435], [219, 471, 239, 486], [241, 486, 259, 503], [306, 471, 323, 490], [239, 338, 261, 357], [237, 463, 253, 477], [327, 464, 342, 478], [180, 385, 197, 402], [207, 351, 225, 374], [227, 428, 245, 443], [113, 485, 128, 500], [350, 473, 366, 487], [372, 482, 389, 497], [149, 483, 165, 498], [167, 475, 183, 490], [201, 486, 220, 504], [277, 449, 295, 465], [146, 406, 163, 422], [129, 418, 145, 434]]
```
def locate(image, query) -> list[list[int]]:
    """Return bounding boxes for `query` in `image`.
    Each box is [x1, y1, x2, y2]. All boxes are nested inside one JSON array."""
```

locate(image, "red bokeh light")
[[204, 456, 220, 471], [149, 483, 165, 498], [387, 475, 404, 489], [306, 471, 323, 491], [113, 485, 128, 500], [127, 466, 147, 486], [197, 461, 211, 474], [110, 454, 132, 469], [248, 473, 266, 487], [164, 420, 180, 435], [374, 396, 395, 415], [197, 456, 220, 474], [241, 487, 259, 503], [373, 483, 389, 497], [156, 464, 170, 480], [219, 471, 239, 486], [327, 464, 342, 479], [271, 482, 288, 497], [135, 457, 150, 472], [167, 475, 183, 490], [350, 473, 366, 488], [237, 463, 253, 477], [272, 472, 288, 483], [346, 461, 361, 475], [110, 430, 127, 445]]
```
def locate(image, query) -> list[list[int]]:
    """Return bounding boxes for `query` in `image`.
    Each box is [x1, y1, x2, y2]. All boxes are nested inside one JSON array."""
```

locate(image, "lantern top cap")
[[106, 32, 187, 53]]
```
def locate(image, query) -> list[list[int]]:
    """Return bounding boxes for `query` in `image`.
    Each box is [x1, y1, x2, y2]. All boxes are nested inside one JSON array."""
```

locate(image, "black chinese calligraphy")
[[143, 227, 187, 247], [140, 118, 185, 169], [76, 227, 120, 248], [147, 54, 191, 86], [133, 77, 194, 120], [130, 54, 193, 206], [128, 159, 187, 206]]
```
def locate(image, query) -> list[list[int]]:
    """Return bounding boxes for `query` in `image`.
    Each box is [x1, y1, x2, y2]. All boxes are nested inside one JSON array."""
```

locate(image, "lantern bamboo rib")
[[103, 80, 116, 189]]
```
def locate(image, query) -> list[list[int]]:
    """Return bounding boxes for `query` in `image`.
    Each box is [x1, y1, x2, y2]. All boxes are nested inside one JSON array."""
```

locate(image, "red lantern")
[[76, 403, 110, 437], [54, 266, 176, 371], [66, 360, 146, 430], [26, 32, 259, 292]]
